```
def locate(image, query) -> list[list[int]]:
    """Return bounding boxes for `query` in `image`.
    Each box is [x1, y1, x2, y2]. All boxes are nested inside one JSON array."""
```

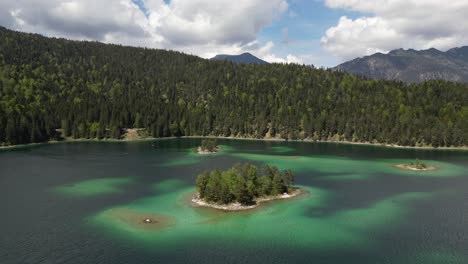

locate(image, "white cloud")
[[1, 0, 149, 42], [253, 41, 303, 64], [321, 0, 468, 61], [146, 0, 288, 46], [0, 0, 295, 62], [262, 53, 303, 64]]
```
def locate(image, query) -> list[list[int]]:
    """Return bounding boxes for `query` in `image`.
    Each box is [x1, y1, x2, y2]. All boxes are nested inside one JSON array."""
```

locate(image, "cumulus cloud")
[[256, 41, 303, 64], [146, 0, 288, 46], [1, 0, 150, 43], [0, 0, 295, 63], [321, 0, 468, 61]]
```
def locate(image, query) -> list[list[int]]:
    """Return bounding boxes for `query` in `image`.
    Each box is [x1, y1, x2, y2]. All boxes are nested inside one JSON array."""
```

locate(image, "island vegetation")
[[197, 139, 219, 154], [395, 159, 437, 171], [193, 163, 300, 210], [0, 26, 467, 148]]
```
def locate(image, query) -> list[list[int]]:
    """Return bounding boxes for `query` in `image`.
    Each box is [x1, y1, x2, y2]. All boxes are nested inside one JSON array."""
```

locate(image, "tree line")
[[195, 163, 294, 205], [0, 26, 467, 147]]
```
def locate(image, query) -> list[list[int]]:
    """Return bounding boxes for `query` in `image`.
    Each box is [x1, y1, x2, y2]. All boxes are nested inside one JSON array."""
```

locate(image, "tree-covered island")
[[197, 139, 219, 154], [192, 163, 301, 210]]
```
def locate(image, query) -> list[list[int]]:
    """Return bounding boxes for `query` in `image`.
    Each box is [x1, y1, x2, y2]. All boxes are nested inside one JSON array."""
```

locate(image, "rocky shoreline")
[[191, 188, 303, 211], [394, 164, 438, 171], [196, 146, 219, 155]]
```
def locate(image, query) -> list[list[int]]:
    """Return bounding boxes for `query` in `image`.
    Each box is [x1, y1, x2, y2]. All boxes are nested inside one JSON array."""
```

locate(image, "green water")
[[54, 177, 134, 197], [1, 139, 467, 263]]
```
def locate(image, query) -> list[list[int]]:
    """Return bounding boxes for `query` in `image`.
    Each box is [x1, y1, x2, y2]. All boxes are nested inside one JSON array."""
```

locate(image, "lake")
[[1, 139, 467, 264]]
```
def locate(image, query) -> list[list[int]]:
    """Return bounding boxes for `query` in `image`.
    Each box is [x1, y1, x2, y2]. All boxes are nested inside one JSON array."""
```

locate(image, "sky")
[[1, 0, 468, 67]]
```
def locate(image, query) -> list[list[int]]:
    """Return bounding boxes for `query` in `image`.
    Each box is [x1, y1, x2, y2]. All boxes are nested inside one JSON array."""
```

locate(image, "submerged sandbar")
[[104, 208, 175, 231], [394, 164, 438, 172]]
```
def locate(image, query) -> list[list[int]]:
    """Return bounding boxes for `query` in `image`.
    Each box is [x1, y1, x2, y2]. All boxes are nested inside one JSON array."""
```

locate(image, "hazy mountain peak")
[[211, 53, 268, 65], [335, 46, 468, 83]]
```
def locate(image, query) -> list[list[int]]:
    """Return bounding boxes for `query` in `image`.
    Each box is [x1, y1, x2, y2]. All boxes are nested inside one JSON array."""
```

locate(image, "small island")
[[192, 163, 302, 211], [395, 159, 437, 171], [197, 139, 220, 154]]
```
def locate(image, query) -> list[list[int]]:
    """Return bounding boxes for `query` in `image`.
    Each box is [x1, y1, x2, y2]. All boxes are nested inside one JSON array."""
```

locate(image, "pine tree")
[[271, 173, 285, 196], [195, 171, 210, 198]]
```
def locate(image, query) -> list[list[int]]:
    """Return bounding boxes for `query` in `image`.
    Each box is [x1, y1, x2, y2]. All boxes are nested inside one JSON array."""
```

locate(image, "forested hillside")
[[0, 26, 467, 147]]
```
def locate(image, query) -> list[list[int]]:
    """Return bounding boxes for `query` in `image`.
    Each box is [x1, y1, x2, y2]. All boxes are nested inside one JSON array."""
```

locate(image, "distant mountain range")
[[211, 52, 268, 65], [335, 47, 468, 83]]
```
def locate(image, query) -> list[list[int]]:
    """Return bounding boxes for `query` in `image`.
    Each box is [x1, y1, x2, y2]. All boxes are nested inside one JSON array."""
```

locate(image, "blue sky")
[[1, 0, 467, 67], [255, 0, 363, 66], [129, 0, 362, 66]]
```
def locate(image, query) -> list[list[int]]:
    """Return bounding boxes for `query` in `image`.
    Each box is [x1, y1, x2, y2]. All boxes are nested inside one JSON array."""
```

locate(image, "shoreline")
[[394, 164, 438, 172], [189, 136, 468, 151], [0, 135, 176, 150], [1, 134, 467, 151], [191, 188, 304, 211], [196, 146, 220, 155]]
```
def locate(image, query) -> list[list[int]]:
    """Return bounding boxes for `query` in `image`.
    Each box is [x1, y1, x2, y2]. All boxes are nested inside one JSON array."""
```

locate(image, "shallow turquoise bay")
[[1, 139, 467, 264]]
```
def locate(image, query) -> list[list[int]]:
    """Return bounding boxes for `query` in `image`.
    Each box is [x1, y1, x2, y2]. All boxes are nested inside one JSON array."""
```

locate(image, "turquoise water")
[[1, 139, 467, 263]]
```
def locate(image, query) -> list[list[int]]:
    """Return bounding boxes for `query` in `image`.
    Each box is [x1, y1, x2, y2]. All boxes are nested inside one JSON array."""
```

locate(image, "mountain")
[[335, 47, 468, 83], [211, 53, 268, 64], [0, 26, 466, 147]]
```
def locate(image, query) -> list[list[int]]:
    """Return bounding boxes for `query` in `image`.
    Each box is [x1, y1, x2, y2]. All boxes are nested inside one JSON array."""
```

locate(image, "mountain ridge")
[[211, 52, 268, 64], [335, 47, 468, 83]]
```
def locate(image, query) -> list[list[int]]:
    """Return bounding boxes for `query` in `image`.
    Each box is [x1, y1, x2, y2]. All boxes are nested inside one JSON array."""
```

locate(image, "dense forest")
[[196, 163, 294, 205], [0, 26, 467, 147]]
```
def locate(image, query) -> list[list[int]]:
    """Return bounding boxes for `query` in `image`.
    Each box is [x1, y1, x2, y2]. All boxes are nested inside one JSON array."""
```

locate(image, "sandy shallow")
[[394, 164, 438, 172], [105, 208, 176, 230], [191, 188, 304, 211]]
